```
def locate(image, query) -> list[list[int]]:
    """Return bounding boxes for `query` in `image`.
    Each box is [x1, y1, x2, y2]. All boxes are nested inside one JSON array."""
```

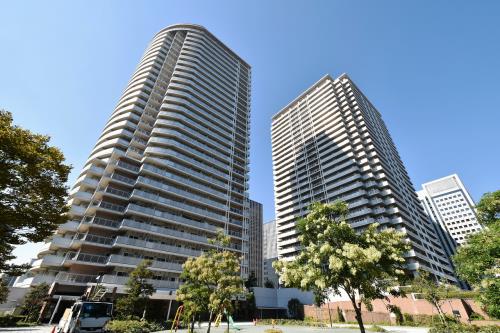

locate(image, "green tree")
[[453, 190, 500, 318], [475, 191, 500, 227], [245, 271, 258, 288], [0, 279, 9, 304], [0, 110, 71, 275], [312, 287, 334, 327], [264, 279, 275, 288], [176, 230, 245, 333], [115, 260, 155, 320], [274, 202, 410, 333], [411, 271, 458, 324], [287, 298, 304, 320], [20, 282, 50, 322]]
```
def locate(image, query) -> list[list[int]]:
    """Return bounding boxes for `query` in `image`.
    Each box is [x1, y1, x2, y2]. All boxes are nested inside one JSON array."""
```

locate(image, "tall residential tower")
[[16, 24, 251, 301], [271, 74, 456, 283]]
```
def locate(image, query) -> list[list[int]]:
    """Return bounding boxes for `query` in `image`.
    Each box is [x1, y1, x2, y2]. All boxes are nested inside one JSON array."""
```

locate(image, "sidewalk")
[[160, 322, 429, 333]]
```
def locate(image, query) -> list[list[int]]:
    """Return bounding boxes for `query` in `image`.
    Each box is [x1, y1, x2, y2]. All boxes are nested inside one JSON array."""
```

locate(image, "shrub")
[[369, 325, 387, 332], [337, 306, 345, 322], [0, 315, 26, 327], [401, 313, 455, 327], [470, 312, 485, 321], [287, 298, 304, 320], [105, 320, 164, 333], [429, 322, 500, 333]]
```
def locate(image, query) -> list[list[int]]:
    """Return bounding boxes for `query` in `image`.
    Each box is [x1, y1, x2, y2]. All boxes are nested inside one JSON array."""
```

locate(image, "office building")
[[271, 74, 456, 283], [262, 220, 279, 288], [248, 200, 263, 287], [417, 174, 482, 256], [16, 24, 251, 301]]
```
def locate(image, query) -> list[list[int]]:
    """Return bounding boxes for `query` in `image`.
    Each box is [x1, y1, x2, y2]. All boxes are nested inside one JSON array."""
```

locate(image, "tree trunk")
[[227, 314, 230, 333], [326, 301, 333, 328], [190, 314, 195, 333], [348, 298, 365, 333], [433, 301, 447, 326], [206, 310, 213, 333], [142, 305, 147, 321]]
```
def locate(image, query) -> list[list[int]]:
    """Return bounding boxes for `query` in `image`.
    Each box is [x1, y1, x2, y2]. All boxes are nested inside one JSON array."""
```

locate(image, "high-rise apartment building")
[[262, 220, 279, 288], [16, 24, 251, 301], [271, 74, 456, 283], [417, 174, 482, 256], [248, 200, 263, 287]]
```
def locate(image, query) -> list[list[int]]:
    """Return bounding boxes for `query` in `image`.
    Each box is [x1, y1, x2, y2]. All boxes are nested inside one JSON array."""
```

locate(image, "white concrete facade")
[[15, 24, 251, 298], [271, 74, 457, 283], [262, 221, 279, 288], [417, 174, 482, 256]]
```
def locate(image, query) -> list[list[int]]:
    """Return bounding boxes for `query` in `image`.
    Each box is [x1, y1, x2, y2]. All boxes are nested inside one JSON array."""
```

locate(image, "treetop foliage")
[[176, 229, 245, 331], [453, 190, 500, 318], [274, 202, 410, 333], [475, 191, 500, 227], [0, 110, 71, 274]]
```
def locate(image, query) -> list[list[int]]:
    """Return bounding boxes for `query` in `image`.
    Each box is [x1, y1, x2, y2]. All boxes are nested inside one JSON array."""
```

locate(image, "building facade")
[[271, 74, 456, 283], [417, 174, 482, 257], [262, 220, 279, 288], [248, 200, 263, 287], [16, 24, 251, 300]]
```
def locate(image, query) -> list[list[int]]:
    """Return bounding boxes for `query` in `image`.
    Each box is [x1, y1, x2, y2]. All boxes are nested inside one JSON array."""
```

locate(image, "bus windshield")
[[80, 303, 112, 318]]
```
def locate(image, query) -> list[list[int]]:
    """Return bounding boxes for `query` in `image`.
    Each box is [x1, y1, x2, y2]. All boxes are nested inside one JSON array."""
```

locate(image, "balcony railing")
[[55, 272, 98, 284], [136, 177, 227, 210], [96, 201, 126, 213], [114, 236, 201, 257], [116, 160, 140, 172], [65, 251, 108, 264], [84, 216, 121, 229], [108, 254, 183, 272], [74, 233, 114, 246], [132, 190, 227, 221], [145, 158, 227, 188], [101, 274, 179, 289], [105, 186, 132, 198], [121, 219, 209, 245], [126, 203, 219, 232], [141, 163, 227, 198]]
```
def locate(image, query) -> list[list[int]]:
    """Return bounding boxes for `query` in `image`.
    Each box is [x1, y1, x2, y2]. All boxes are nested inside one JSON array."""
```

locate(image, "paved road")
[[1, 326, 53, 333]]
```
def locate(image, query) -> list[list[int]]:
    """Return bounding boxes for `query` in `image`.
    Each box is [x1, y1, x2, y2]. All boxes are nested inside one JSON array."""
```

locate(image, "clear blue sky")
[[2, 1, 499, 262]]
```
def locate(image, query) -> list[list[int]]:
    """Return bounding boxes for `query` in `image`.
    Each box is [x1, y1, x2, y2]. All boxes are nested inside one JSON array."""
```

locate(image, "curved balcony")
[[31, 255, 65, 271], [100, 274, 179, 290], [131, 189, 227, 221], [141, 163, 227, 198], [126, 203, 219, 232], [145, 147, 228, 180], [136, 177, 227, 211], [64, 251, 108, 266], [114, 236, 201, 257], [55, 272, 98, 285], [144, 157, 227, 189], [121, 219, 209, 245], [73, 233, 114, 247], [107, 254, 183, 273]]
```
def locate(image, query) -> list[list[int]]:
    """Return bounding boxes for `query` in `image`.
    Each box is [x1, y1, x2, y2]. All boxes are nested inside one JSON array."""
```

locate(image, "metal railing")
[[127, 203, 220, 231], [65, 251, 108, 264], [114, 236, 201, 257]]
